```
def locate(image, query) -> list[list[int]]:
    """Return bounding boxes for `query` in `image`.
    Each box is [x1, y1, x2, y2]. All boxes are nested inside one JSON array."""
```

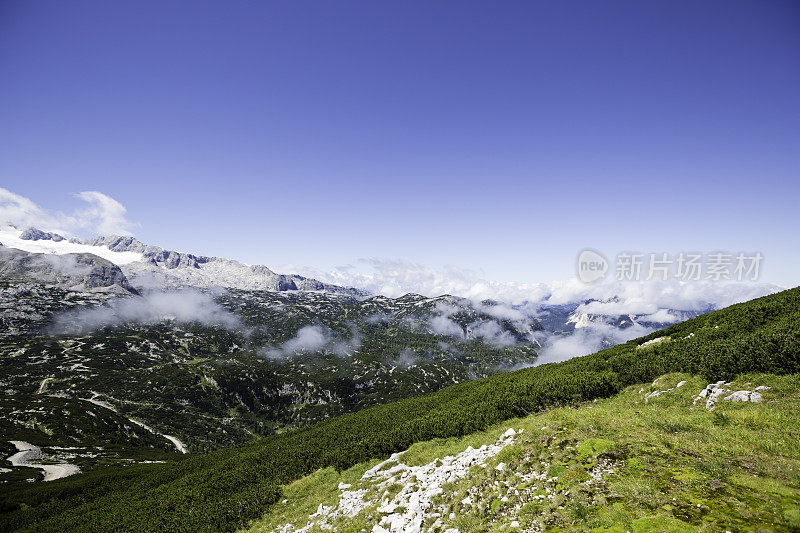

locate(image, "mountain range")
[[0, 226, 745, 491]]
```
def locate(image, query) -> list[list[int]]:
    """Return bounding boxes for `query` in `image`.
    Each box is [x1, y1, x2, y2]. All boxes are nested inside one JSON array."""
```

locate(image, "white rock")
[[694, 381, 731, 409], [294, 431, 516, 532], [724, 391, 752, 402], [503, 428, 516, 437], [723, 389, 764, 404], [511, 520, 520, 528]]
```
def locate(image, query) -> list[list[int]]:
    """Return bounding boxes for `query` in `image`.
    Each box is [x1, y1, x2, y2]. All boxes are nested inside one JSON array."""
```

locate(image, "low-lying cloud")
[[391, 348, 419, 369], [429, 314, 465, 339], [276, 259, 780, 312], [468, 319, 517, 348], [426, 303, 521, 348], [260, 324, 361, 359], [533, 322, 653, 367], [51, 289, 241, 334]]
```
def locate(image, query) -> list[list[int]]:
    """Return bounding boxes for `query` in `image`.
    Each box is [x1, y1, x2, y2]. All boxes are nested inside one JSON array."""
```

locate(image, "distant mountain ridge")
[[7, 226, 729, 337], [13, 227, 361, 295]]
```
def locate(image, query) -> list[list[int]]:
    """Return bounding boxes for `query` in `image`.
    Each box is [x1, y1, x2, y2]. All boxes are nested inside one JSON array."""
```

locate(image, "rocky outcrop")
[[84, 235, 208, 270], [277, 428, 522, 533], [20, 227, 65, 242], [694, 381, 770, 410], [724, 386, 769, 403], [0, 247, 137, 294], [15, 228, 360, 295]]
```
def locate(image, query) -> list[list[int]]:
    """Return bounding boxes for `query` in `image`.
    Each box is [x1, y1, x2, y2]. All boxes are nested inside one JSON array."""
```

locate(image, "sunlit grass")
[[245, 372, 800, 532]]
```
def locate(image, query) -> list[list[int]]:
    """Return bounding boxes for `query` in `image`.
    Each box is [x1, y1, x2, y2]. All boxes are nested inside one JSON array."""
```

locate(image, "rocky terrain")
[[249, 372, 800, 532], [0, 246, 137, 294]]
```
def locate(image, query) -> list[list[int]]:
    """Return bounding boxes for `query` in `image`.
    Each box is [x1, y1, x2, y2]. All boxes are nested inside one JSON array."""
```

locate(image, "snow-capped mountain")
[[564, 306, 710, 331], [533, 300, 710, 335], [0, 226, 359, 295]]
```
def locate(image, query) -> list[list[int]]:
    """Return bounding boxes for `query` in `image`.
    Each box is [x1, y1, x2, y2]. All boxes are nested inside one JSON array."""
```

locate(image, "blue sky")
[[1, 1, 798, 286]]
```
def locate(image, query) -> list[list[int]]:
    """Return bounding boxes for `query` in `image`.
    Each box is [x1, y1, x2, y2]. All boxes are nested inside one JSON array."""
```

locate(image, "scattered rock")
[[638, 337, 670, 350], [645, 380, 688, 402], [695, 382, 768, 409], [278, 430, 520, 532]]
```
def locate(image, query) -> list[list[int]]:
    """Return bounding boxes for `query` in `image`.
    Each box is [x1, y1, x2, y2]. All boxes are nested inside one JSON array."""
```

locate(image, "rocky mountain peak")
[[20, 227, 66, 242]]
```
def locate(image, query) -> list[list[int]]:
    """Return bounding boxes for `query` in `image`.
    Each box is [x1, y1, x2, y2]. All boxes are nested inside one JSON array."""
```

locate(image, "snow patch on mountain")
[[0, 226, 143, 265]]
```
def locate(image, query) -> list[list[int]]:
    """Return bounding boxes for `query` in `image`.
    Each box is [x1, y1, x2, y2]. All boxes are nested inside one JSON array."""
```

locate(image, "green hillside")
[[2, 286, 798, 532], [249, 371, 800, 532]]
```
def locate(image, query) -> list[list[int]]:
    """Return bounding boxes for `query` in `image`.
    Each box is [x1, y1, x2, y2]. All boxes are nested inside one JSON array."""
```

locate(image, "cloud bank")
[[425, 303, 523, 348], [0, 187, 139, 237], [276, 258, 781, 317], [533, 322, 653, 367], [51, 289, 241, 334], [277, 259, 782, 366]]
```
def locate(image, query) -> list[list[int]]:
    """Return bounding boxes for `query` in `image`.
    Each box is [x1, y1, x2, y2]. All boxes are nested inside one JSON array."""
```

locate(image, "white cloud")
[[425, 302, 520, 347], [391, 348, 419, 369], [276, 259, 783, 366], [72, 191, 138, 236], [468, 319, 517, 347], [276, 258, 781, 316], [261, 324, 361, 359], [275, 259, 552, 304], [638, 309, 681, 324], [533, 321, 653, 367], [0, 187, 139, 237], [475, 302, 527, 322], [0, 188, 58, 231], [51, 289, 242, 334], [281, 325, 330, 353], [429, 314, 465, 338]]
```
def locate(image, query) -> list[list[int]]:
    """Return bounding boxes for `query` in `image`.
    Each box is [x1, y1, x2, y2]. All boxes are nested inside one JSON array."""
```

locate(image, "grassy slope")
[[2, 287, 799, 532], [249, 372, 800, 532]]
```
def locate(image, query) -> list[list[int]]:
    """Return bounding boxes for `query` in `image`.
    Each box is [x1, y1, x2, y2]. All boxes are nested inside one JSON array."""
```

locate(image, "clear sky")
[[1, 1, 798, 286]]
